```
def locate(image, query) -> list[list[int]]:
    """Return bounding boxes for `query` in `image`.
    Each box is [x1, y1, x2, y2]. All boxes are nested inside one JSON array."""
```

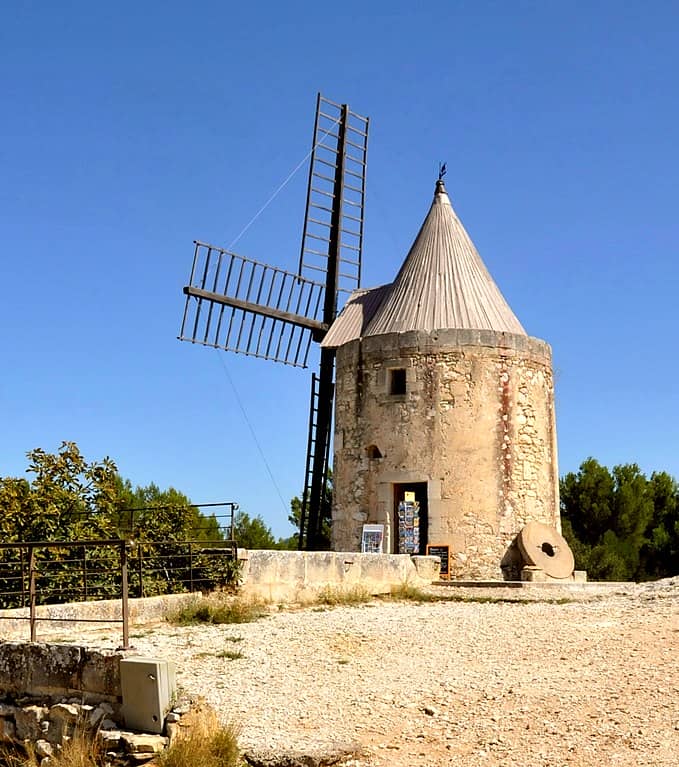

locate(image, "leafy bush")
[[0, 442, 237, 606]]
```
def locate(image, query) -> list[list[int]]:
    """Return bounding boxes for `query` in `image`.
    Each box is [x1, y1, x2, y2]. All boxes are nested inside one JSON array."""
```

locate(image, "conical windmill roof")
[[322, 179, 526, 348]]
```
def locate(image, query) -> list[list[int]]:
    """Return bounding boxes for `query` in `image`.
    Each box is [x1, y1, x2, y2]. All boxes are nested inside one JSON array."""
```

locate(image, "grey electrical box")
[[120, 657, 176, 734]]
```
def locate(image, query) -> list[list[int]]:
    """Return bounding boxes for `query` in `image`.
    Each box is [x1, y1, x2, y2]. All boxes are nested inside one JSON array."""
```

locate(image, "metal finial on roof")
[[438, 161, 447, 181]]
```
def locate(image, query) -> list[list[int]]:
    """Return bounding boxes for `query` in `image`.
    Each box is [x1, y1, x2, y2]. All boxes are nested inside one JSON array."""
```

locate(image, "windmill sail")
[[298, 94, 369, 298], [178, 93, 369, 550], [179, 243, 327, 368], [297, 96, 369, 548]]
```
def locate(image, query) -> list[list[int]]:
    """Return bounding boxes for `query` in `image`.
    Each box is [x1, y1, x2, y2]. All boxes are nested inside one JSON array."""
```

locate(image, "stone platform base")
[[520, 565, 587, 583]]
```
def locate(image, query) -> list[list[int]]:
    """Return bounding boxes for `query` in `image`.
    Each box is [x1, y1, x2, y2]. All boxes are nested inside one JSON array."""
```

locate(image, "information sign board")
[[426, 544, 450, 579], [361, 524, 385, 553]]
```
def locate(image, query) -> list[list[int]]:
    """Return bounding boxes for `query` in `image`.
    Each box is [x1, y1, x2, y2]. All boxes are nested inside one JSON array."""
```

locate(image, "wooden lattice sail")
[[178, 94, 369, 549]]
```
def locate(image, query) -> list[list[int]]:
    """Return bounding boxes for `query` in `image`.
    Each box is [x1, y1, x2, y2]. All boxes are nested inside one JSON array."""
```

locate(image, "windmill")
[[178, 94, 369, 549]]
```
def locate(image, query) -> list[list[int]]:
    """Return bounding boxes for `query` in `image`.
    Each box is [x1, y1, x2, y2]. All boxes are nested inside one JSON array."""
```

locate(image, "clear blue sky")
[[3, 1, 678, 538]]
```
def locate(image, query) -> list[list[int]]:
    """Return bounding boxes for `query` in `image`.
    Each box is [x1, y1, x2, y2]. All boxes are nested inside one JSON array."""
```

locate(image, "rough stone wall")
[[332, 329, 560, 579], [0, 643, 180, 764], [0, 642, 122, 705]]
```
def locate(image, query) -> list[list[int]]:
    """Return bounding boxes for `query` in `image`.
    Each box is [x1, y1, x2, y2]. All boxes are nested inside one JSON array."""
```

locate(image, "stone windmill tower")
[[322, 175, 560, 579]]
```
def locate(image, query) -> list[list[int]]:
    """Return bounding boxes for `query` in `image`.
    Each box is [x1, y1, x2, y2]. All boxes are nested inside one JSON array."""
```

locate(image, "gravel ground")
[[93, 581, 679, 766]]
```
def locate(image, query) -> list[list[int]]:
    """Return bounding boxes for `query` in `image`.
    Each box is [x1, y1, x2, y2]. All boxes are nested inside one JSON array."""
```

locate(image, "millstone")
[[517, 521, 574, 579]]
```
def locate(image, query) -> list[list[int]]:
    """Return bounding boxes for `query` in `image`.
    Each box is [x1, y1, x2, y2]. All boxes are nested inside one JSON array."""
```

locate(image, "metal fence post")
[[137, 543, 144, 599], [120, 541, 130, 650], [28, 546, 37, 642], [20, 547, 27, 607], [81, 545, 88, 600]]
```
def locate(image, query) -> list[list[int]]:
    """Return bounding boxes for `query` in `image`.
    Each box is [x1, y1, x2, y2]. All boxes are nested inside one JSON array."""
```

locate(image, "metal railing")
[[0, 536, 239, 649], [0, 540, 132, 648]]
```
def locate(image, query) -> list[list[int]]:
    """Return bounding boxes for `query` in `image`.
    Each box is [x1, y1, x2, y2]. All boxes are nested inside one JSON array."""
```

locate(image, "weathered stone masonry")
[[323, 178, 562, 580], [332, 329, 559, 579]]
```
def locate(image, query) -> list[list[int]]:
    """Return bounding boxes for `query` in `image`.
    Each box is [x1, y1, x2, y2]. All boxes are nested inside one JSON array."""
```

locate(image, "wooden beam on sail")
[[183, 286, 328, 336]]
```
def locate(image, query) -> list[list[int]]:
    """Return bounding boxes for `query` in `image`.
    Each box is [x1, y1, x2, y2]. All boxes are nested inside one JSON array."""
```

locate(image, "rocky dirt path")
[[113, 582, 679, 767]]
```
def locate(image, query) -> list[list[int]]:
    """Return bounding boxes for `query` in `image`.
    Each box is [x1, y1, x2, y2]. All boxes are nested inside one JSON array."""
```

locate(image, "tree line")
[[2, 443, 678, 582], [0, 441, 300, 549], [560, 458, 679, 581], [0, 442, 305, 605]]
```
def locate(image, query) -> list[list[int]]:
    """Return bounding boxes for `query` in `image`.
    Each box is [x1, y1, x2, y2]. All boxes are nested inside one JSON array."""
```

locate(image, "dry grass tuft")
[[386, 583, 576, 605], [0, 725, 105, 766], [167, 592, 267, 626], [216, 649, 244, 660], [388, 582, 434, 602], [314, 585, 372, 606], [157, 704, 241, 767]]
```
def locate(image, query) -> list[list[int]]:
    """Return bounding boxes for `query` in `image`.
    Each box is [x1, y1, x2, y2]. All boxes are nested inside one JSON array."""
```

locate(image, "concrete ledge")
[[0, 593, 198, 642], [238, 551, 439, 602]]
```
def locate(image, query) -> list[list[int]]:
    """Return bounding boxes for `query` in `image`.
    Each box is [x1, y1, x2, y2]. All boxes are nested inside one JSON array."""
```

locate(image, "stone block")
[[46, 703, 79, 745], [98, 728, 122, 748], [239, 550, 444, 601], [0, 718, 16, 743], [339, 556, 361, 586], [15, 704, 48, 740], [521, 565, 547, 582], [0, 643, 31, 696], [28, 644, 81, 697], [411, 555, 440, 581], [89, 702, 112, 728], [121, 733, 168, 754], [35, 739, 53, 759], [166, 720, 180, 744], [305, 552, 343, 587], [244, 550, 306, 601], [80, 649, 122, 700]]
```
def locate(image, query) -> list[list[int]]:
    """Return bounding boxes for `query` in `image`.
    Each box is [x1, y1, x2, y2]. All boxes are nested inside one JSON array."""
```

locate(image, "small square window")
[[390, 368, 406, 395]]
